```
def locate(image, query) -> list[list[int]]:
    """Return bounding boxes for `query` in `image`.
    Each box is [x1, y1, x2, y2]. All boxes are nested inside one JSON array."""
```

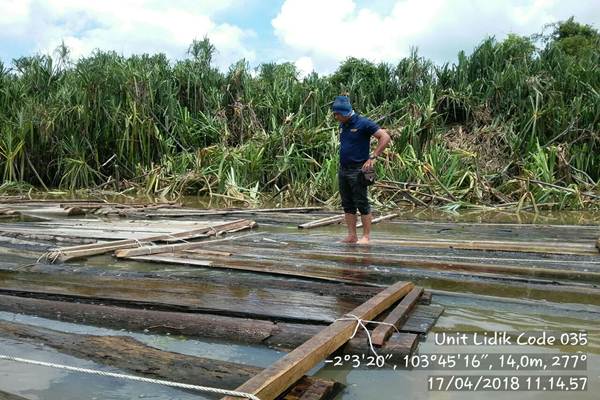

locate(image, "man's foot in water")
[[339, 235, 358, 243], [357, 236, 370, 245]]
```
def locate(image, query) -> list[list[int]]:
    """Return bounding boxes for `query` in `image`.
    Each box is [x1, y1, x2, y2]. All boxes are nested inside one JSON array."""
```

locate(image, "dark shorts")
[[338, 163, 371, 215]]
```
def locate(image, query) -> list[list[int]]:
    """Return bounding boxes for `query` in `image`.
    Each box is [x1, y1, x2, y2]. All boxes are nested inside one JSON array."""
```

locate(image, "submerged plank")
[[400, 305, 444, 334], [223, 281, 414, 400], [0, 390, 28, 400], [0, 293, 416, 357], [0, 320, 336, 397]]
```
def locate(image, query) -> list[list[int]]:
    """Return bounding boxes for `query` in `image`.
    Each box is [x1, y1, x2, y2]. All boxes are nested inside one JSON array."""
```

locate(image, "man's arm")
[[363, 129, 391, 170]]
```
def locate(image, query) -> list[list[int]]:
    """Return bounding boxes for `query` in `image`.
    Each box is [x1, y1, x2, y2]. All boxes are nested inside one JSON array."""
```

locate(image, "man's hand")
[[369, 129, 391, 170], [362, 158, 375, 171]]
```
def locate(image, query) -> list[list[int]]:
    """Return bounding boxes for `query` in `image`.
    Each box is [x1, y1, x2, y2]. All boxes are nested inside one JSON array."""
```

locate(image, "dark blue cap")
[[331, 95, 353, 117]]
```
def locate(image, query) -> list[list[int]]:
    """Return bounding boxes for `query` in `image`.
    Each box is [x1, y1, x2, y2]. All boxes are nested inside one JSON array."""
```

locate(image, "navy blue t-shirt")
[[339, 114, 380, 166]]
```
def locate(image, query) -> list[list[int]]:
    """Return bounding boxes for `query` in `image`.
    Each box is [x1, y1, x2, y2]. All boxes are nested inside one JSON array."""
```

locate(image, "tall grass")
[[0, 19, 598, 209]]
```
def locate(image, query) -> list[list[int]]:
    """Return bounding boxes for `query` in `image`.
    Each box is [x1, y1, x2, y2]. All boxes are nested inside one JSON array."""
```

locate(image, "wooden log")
[[0, 320, 336, 398], [0, 293, 417, 357], [114, 228, 257, 258], [0, 320, 258, 388], [6, 206, 85, 218], [129, 254, 367, 285], [356, 213, 398, 228], [0, 231, 98, 244], [184, 248, 233, 257], [143, 207, 324, 218], [298, 215, 343, 229], [0, 208, 20, 216], [0, 270, 364, 324], [45, 219, 256, 262], [371, 286, 423, 346], [222, 281, 414, 400], [372, 237, 598, 256]]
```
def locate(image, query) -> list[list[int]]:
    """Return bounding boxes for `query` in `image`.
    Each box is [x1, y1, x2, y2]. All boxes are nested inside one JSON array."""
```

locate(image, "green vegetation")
[[0, 18, 598, 210]]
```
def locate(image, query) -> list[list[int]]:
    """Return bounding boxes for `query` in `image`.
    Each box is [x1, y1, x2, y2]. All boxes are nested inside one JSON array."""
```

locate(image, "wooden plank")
[[222, 280, 414, 400], [380, 332, 419, 357], [371, 286, 423, 346], [142, 206, 323, 218], [372, 237, 598, 256], [298, 215, 343, 229], [419, 291, 432, 305], [400, 305, 444, 334], [128, 253, 368, 285], [356, 213, 398, 228], [184, 248, 233, 257], [0, 208, 19, 216], [283, 378, 338, 400]]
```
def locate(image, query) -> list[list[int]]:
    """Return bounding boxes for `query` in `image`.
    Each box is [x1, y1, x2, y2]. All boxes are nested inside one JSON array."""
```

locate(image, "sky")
[[0, 0, 599, 76]]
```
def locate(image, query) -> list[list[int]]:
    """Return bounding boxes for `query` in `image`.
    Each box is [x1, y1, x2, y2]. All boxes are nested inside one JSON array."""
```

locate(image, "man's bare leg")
[[340, 213, 358, 243], [357, 213, 371, 244]]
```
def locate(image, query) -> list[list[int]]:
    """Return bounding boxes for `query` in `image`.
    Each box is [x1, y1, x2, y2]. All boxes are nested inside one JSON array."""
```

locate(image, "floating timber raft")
[[2, 199, 600, 398]]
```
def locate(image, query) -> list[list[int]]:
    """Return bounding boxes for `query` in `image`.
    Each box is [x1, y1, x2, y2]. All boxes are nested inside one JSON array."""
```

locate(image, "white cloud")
[[0, 0, 255, 68], [273, 0, 600, 73], [0, 0, 31, 30], [294, 56, 314, 78]]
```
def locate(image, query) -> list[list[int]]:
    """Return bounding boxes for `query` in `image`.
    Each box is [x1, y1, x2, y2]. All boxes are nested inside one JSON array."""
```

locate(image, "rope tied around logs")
[[335, 313, 400, 358], [0, 354, 262, 400], [41, 237, 150, 264]]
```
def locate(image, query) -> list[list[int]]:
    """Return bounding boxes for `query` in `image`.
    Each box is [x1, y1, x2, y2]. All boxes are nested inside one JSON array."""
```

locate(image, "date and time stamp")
[[324, 330, 592, 391]]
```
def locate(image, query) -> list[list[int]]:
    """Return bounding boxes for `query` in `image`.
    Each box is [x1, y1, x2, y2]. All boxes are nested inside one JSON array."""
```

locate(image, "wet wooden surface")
[[0, 271, 359, 324], [0, 293, 420, 356]]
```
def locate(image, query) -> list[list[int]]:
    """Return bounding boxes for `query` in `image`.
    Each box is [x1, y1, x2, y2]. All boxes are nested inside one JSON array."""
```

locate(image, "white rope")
[[335, 313, 400, 358], [0, 354, 260, 400]]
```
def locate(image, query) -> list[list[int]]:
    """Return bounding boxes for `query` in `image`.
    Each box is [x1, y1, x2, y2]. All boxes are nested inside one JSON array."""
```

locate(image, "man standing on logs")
[[332, 95, 391, 244]]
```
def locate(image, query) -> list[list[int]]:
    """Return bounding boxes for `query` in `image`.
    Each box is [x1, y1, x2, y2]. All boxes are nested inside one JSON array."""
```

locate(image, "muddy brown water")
[[0, 203, 599, 399]]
